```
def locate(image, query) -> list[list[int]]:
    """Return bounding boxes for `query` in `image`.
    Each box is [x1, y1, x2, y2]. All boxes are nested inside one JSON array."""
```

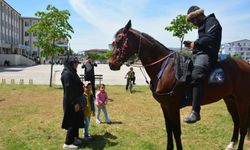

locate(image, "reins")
[[143, 52, 176, 67], [131, 30, 177, 96]]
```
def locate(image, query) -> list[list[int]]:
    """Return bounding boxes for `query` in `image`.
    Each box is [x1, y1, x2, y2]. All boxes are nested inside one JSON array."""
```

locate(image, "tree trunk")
[[180, 36, 184, 51], [49, 57, 54, 87]]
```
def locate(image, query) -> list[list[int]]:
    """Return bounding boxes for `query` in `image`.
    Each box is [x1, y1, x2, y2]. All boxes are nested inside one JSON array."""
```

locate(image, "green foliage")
[[85, 50, 113, 61], [28, 5, 74, 58], [179, 50, 192, 57], [28, 5, 74, 87], [165, 14, 196, 50]]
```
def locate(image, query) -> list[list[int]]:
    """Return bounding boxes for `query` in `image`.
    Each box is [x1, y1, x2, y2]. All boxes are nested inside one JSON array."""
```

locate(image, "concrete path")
[[0, 64, 150, 85]]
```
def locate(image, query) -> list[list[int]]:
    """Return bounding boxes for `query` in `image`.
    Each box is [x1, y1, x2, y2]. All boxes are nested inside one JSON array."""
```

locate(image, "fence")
[[79, 74, 103, 85], [0, 79, 33, 85]]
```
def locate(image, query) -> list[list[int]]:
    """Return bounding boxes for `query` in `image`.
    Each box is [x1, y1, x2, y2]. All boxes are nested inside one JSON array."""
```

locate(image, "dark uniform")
[[61, 56, 85, 145], [82, 59, 97, 96], [184, 6, 222, 123]]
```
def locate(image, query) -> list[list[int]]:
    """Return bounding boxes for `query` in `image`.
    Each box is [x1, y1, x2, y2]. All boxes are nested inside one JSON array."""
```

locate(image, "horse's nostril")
[[108, 62, 112, 67]]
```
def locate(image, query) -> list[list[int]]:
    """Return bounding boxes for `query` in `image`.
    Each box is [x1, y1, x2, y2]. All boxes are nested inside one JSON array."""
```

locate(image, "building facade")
[[0, 0, 23, 55], [0, 0, 69, 65], [22, 17, 41, 57], [222, 39, 250, 62]]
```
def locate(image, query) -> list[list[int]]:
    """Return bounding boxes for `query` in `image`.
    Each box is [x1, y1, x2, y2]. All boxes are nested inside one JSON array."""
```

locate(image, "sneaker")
[[73, 138, 82, 146], [96, 119, 101, 124], [106, 119, 111, 124], [84, 135, 93, 141], [63, 144, 78, 149]]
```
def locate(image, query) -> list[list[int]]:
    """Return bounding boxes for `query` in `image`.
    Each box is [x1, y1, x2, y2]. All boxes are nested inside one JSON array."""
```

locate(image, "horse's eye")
[[118, 34, 123, 39]]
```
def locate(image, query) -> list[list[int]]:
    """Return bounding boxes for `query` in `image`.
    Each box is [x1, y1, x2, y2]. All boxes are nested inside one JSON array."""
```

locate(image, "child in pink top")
[[95, 84, 111, 124]]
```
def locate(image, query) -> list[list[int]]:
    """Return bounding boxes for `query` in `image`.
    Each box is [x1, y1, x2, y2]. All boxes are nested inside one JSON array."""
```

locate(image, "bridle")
[[112, 29, 175, 68], [112, 33, 129, 64]]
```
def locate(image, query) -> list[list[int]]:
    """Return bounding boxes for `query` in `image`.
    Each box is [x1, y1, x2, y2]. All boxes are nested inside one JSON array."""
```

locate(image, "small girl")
[[83, 81, 95, 140], [95, 84, 111, 124]]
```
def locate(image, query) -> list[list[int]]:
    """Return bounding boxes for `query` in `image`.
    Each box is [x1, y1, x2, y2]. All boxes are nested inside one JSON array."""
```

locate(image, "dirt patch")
[[244, 137, 250, 149], [0, 98, 6, 102]]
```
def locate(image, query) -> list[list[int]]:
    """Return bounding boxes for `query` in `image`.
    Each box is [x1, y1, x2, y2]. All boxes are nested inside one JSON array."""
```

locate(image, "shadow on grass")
[[79, 132, 118, 150]]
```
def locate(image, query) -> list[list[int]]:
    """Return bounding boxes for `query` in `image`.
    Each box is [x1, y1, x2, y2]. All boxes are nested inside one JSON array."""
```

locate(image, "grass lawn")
[[0, 84, 250, 150]]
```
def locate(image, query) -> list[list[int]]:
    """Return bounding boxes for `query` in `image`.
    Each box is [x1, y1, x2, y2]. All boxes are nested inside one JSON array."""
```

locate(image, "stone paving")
[[0, 64, 150, 85]]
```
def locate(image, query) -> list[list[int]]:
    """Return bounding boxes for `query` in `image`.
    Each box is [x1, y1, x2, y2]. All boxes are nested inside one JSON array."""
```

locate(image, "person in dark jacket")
[[61, 56, 86, 149], [183, 6, 222, 123], [82, 57, 97, 96]]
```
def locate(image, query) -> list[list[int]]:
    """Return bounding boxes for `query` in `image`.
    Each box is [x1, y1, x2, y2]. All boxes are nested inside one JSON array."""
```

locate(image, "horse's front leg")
[[167, 104, 182, 150], [161, 105, 174, 150], [161, 104, 183, 150]]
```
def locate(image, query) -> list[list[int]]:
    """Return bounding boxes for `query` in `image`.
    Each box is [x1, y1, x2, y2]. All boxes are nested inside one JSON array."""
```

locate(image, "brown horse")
[[108, 20, 250, 150]]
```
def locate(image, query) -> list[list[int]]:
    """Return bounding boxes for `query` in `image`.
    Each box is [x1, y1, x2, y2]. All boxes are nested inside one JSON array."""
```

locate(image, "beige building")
[[222, 39, 250, 62], [22, 17, 41, 57], [0, 0, 23, 55], [0, 0, 35, 66], [0, 0, 69, 66]]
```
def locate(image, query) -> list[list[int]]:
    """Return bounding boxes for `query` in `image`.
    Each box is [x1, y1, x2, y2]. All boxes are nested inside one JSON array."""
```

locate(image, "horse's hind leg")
[[236, 99, 249, 150], [224, 96, 239, 150]]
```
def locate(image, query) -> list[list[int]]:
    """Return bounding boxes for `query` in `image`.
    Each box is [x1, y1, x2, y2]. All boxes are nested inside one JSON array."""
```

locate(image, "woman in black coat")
[[61, 56, 85, 149]]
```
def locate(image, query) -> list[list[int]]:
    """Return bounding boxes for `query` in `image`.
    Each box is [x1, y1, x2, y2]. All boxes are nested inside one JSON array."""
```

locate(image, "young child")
[[83, 81, 95, 140], [125, 67, 136, 91], [95, 84, 111, 124]]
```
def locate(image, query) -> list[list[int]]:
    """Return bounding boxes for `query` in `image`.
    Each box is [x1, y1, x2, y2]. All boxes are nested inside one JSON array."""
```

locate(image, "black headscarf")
[[63, 56, 81, 80]]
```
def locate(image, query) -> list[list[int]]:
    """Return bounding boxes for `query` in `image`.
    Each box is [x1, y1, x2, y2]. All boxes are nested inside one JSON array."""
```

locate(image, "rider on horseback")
[[184, 6, 222, 123]]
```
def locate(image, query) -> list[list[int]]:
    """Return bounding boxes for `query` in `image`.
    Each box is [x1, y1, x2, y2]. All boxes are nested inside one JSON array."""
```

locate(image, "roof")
[[225, 39, 250, 44], [84, 49, 108, 53]]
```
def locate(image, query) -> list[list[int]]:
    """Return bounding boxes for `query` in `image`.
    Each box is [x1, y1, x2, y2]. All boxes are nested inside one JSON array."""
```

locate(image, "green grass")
[[0, 84, 249, 150]]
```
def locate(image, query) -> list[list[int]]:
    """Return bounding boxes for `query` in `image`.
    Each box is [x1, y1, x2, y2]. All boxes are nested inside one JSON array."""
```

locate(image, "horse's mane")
[[114, 28, 171, 52]]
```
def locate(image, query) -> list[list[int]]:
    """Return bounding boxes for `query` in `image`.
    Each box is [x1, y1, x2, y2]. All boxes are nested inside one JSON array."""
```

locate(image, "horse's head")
[[109, 20, 138, 70]]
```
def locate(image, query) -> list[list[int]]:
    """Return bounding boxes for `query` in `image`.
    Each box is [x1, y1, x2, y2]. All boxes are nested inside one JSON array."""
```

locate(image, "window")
[[25, 41, 29, 46], [24, 21, 29, 26], [25, 31, 29, 36]]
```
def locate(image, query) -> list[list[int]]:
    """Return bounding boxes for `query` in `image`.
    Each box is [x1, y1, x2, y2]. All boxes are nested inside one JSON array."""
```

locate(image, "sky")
[[5, 0, 250, 52]]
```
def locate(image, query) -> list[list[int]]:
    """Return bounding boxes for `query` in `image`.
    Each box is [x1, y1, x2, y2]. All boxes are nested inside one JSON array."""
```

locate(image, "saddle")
[[174, 53, 225, 108], [174, 53, 224, 84]]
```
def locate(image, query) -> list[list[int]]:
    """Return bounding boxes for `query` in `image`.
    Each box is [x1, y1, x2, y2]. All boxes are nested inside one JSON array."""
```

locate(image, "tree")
[[28, 5, 74, 87], [165, 14, 196, 50]]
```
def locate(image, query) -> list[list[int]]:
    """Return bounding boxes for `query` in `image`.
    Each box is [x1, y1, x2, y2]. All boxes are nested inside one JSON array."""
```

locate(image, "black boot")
[[184, 110, 200, 123], [184, 84, 203, 124]]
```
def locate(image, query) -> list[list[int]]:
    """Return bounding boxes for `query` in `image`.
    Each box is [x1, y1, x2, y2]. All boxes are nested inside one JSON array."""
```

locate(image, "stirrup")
[[184, 111, 201, 124]]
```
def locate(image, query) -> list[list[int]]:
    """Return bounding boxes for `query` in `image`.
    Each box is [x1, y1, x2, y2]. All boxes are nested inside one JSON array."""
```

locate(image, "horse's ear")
[[123, 20, 131, 34]]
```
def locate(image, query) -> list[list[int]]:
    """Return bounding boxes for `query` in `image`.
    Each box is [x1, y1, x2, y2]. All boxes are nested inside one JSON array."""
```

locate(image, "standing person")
[[124, 67, 136, 91], [82, 57, 97, 96], [61, 56, 86, 149], [82, 81, 95, 140], [95, 84, 111, 124], [183, 6, 222, 123]]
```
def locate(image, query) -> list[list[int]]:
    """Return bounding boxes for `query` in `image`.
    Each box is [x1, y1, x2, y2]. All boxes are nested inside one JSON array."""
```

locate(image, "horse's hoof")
[[225, 142, 235, 150]]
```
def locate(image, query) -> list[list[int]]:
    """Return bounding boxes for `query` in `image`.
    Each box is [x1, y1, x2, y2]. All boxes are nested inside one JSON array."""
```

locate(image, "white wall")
[[0, 54, 35, 66]]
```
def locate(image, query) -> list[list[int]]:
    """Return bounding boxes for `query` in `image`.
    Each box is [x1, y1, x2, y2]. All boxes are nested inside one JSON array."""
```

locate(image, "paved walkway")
[[0, 64, 150, 85]]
